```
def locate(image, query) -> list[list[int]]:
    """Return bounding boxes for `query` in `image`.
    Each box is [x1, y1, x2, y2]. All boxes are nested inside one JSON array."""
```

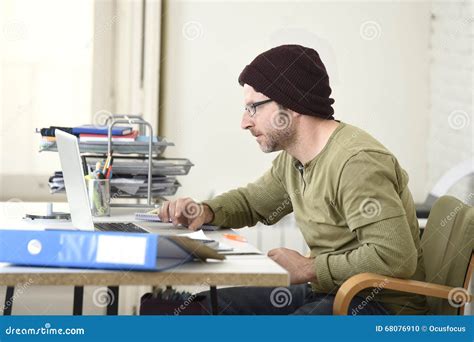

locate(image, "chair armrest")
[[333, 272, 473, 315]]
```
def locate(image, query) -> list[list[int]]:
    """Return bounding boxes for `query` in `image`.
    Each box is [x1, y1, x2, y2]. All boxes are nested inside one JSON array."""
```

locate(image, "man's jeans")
[[198, 284, 391, 315]]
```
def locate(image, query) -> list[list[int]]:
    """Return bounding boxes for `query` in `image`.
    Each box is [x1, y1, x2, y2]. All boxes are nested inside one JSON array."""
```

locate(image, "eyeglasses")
[[244, 99, 273, 117]]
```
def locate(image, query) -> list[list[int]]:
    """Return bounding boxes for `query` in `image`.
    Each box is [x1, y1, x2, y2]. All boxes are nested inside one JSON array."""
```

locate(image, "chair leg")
[[210, 286, 218, 315], [3, 286, 15, 316], [73, 286, 84, 315]]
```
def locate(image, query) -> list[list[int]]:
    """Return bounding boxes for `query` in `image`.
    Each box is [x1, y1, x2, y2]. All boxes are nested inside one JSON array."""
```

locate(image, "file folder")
[[0, 230, 224, 271]]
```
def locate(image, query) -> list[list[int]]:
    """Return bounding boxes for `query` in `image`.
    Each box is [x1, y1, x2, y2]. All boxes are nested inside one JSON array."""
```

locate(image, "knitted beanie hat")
[[239, 44, 335, 119]]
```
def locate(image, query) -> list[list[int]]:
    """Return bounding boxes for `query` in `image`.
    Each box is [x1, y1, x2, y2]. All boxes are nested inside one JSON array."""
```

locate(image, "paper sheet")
[[111, 178, 145, 195], [178, 230, 234, 252], [178, 230, 211, 241]]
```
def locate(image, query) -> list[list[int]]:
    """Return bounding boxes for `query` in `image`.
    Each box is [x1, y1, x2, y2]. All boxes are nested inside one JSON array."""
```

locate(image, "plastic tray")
[[39, 138, 174, 156], [85, 157, 194, 176]]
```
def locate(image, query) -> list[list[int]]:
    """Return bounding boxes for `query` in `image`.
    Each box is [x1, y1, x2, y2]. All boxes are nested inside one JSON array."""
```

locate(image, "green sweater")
[[203, 122, 429, 315]]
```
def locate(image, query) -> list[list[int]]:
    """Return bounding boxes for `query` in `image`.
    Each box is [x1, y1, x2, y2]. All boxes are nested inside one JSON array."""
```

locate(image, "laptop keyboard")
[[94, 222, 149, 234]]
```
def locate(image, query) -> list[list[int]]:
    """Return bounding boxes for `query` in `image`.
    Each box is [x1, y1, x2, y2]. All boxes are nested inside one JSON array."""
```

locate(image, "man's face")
[[241, 84, 296, 153]]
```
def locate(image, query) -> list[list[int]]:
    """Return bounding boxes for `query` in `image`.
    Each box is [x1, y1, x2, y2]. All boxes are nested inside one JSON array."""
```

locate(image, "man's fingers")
[[171, 199, 182, 225], [175, 197, 191, 218], [267, 248, 281, 257], [159, 201, 170, 223], [174, 198, 183, 219], [158, 198, 203, 227], [169, 202, 177, 226], [174, 198, 192, 226], [187, 217, 204, 231], [175, 198, 192, 223]]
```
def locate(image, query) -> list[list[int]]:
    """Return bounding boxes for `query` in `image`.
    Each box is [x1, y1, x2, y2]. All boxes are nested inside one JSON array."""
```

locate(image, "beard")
[[258, 123, 296, 153]]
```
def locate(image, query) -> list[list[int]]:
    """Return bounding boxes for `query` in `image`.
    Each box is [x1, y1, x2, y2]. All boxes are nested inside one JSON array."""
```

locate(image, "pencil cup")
[[87, 178, 110, 217]]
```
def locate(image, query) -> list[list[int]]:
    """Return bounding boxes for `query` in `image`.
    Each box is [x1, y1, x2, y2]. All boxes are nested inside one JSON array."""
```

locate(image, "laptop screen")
[[55, 130, 95, 231]]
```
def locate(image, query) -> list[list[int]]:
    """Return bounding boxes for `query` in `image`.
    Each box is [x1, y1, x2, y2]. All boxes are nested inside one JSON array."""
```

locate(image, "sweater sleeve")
[[202, 154, 292, 228], [314, 151, 418, 291], [314, 215, 418, 291]]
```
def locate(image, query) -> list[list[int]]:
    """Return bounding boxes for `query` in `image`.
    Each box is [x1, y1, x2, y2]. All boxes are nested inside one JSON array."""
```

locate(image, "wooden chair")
[[333, 195, 474, 315]]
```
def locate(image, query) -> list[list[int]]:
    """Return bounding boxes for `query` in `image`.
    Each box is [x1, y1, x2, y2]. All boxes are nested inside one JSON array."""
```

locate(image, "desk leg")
[[106, 286, 119, 315], [210, 286, 218, 315], [3, 286, 15, 316], [73, 286, 84, 315]]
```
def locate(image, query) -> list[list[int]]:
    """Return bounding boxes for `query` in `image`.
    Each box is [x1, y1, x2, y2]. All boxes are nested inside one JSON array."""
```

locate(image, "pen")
[[105, 165, 112, 179], [102, 155, 111, 174], [223, 233, 247, 242]]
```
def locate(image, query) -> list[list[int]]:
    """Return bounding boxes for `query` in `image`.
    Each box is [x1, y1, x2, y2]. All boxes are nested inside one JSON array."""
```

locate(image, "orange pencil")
[[223, 233, 247, 242]]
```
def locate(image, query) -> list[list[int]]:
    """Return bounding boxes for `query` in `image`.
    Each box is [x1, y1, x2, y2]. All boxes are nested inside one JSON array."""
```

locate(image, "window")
[[0, 0, 162, 201]]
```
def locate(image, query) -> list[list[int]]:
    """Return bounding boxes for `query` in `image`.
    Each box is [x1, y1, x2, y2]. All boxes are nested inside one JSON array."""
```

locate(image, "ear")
[[277, 105, 298, 117], [291, 110, 302, 118], [281, 108, 301, 119]]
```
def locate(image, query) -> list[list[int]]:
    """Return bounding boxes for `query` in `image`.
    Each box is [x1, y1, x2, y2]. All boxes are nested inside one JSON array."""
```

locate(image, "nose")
[[241, 112, 253, 130]]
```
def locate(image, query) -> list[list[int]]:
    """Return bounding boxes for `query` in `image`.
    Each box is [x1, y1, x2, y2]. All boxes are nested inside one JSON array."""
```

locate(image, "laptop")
[[55, 129, 150, 234]]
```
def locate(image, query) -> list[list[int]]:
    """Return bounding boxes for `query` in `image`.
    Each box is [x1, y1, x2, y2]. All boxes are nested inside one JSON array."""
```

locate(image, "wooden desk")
[[0, 202, 289, 315], [0, 256, 288, 288]]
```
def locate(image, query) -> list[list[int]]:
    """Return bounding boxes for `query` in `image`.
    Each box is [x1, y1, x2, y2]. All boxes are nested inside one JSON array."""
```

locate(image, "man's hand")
[[150, 198, 214, 230], [268, 247, 318, 285]]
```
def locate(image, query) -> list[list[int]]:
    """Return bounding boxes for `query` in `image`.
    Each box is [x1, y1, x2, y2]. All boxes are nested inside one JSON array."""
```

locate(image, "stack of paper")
[[47, 171, 181, 197], [37, 120, 193, 204]]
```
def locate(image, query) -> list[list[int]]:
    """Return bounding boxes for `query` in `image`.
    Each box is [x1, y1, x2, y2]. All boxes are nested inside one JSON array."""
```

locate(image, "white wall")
[[0, 0, 94, 201], [160, 0, 432, 203], [427, 0, 473, 204]]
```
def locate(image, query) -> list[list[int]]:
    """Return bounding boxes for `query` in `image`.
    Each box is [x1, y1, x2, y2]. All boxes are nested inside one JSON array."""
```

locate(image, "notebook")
[[72, 125, 133, 136], [79, 130, 138, 143]]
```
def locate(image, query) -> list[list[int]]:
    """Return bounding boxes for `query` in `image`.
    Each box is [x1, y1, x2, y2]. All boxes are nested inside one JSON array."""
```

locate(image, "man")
[[157, 45, 428, 315]]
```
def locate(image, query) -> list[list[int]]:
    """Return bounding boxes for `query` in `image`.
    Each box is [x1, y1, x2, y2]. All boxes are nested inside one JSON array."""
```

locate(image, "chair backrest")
[[421, 195, 474, 315]]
